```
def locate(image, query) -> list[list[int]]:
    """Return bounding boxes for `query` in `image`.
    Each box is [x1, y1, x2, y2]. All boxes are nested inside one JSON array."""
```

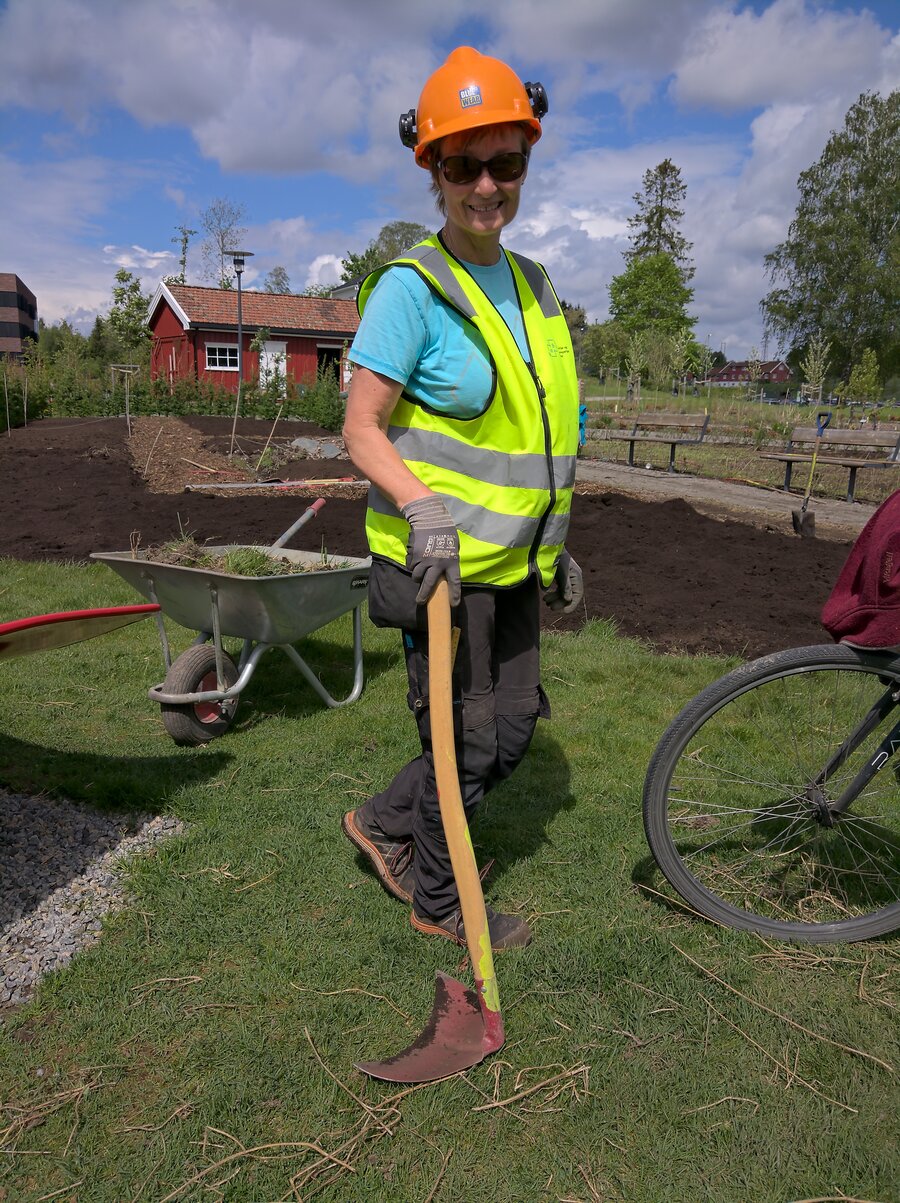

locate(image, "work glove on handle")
[[401, 496, 462, 607], [543, 549, 584, 614]]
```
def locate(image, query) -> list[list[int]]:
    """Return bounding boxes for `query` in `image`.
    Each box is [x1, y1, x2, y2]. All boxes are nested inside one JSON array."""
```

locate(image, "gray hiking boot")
[[410, 905, 532, 950], [341, 807, 415, 903]]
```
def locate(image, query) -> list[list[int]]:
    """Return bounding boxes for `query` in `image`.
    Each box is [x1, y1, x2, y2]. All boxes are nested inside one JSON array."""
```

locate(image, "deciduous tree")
[[167, 224, 196, 285], [200, 197, 249, 287], [761, 90, 899, 379], [581, 320, 630, 379], [340, 221, 430, 282], [798, 332, 831, 402], [609, 253, 695, 339], [848, 348, 881, 404], [560, 300, 587, 367], [263, 265, 291, 294], [107, 269, 150, 361]]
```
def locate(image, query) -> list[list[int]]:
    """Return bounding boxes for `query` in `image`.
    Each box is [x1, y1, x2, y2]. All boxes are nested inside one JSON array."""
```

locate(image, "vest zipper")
[[524, 358, 556, 573]]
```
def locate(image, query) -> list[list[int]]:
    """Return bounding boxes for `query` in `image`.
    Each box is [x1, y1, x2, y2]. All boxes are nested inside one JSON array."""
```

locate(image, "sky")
[[1, 0, 898, 360]]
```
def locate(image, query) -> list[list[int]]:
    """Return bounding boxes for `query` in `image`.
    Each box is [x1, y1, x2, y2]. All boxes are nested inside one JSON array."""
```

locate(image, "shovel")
[[0, 604, 160, 661], [792, 410, 831, 538], [356, 579, 505, 1083]]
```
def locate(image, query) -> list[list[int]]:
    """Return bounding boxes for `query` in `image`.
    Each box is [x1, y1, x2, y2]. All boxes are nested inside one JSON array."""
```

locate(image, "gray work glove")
[[543, 550, 584, 613], [401, 495, 462, 607]]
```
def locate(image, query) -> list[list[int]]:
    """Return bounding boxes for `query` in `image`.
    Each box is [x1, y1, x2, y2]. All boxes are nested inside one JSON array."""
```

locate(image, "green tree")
[[847, 347, 881, 404], [263, 265, 291, 294], [560, 300, 587, 367], [608, 253, 695, 338], [107, 269, 150, 361], [762, 90, 899, 379], [200, 197, 249, 287], [798, 331, 831, 403], [694, 340, 714, 387], [625, 330, 647, 400], [167, 224, 196, 285], [340, 220, 430, 282], [668, 330, 696, 396], [34, 318, 85, 362], [87, 316, 109, 366], [300, 283, 337, 297], [745, 345, 764, 403], [625, 159, 694, 282], [581, 320, 630, 378]]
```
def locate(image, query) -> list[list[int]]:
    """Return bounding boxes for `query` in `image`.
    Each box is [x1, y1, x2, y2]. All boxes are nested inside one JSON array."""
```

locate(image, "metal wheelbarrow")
[[91, 503, 370, 745]]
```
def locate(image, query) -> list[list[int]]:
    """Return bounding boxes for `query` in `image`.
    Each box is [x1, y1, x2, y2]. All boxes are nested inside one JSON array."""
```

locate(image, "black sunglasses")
[[437, 151, 529, 186]]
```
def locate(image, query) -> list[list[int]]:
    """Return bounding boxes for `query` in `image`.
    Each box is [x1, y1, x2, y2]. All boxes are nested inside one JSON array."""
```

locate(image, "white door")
[[260, 340, 287, 395]]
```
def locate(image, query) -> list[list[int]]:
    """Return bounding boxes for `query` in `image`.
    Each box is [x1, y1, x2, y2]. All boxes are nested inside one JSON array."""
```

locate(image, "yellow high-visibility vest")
[[359, 235, 579, 588]]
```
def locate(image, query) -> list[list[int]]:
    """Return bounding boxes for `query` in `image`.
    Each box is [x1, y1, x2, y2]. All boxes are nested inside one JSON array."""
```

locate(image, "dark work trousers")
[[366, 563, 548, 921]]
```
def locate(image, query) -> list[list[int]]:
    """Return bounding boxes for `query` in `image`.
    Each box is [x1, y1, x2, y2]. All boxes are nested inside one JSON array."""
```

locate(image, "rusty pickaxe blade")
[[357, 581, 505, 1083]]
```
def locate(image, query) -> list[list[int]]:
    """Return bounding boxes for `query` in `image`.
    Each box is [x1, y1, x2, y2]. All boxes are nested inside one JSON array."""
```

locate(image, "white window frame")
[[206, 343, 238, 371]]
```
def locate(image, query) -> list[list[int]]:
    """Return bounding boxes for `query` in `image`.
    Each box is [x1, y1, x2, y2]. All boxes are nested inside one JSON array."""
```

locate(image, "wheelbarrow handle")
[[270, 498, 327, 549]]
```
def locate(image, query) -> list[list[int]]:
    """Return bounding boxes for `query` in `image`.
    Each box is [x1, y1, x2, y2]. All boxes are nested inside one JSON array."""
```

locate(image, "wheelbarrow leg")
[[279, 604, 366, 708]]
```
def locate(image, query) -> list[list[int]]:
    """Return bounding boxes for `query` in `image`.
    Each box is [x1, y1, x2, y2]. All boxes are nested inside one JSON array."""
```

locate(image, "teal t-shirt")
[[348, 251, 529, 420]]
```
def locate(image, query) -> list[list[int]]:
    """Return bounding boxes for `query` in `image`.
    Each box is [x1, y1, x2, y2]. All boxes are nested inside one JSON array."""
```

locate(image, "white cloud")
[[1, 0, 897, 354], [102, 244, 177, 273], [305, 254, 343, 289], [672, 0, 893, 110]]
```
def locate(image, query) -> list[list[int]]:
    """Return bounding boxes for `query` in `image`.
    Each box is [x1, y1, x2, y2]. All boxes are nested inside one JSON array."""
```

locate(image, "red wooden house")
[[147, 283, 359, 393], [710, 359, 792, 387]]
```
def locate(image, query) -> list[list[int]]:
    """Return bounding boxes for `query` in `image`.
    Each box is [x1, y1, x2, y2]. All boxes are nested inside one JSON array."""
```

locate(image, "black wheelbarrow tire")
[[160, 644, 240, 746]]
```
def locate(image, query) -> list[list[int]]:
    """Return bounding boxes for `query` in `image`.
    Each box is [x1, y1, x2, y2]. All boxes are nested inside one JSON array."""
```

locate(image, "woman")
[[341, 46, 582, 950]]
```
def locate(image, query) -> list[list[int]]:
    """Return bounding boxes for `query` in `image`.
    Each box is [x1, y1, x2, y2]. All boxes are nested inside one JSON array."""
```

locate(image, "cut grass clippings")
[[128, 532, 347, 576], [0, 558, 898, 1202]]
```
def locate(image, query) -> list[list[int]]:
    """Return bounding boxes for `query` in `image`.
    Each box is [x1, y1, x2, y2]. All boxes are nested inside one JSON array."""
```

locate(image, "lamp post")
[[225, 248, 253, 455]]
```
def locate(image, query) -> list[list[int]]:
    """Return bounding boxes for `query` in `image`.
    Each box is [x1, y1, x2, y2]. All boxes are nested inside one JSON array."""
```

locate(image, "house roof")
[[712, 359, 790, 376], [148, 282, 359, 337]]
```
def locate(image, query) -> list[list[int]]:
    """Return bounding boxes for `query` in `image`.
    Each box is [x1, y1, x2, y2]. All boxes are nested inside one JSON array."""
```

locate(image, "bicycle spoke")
[[646, 651, 900, 937]]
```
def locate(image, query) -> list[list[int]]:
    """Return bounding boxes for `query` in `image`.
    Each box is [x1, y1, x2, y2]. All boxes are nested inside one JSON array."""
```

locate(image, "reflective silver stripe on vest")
[[399, 244, 477, 318], [387, 425, 576, 489], [368, 488, 571, 550], [508, 252, 560, 320], [369, 488, 538, 548]]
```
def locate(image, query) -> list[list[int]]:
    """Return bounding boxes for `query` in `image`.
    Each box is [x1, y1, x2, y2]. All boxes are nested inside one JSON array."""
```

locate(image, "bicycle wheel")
[[643, 643, 900, 942]]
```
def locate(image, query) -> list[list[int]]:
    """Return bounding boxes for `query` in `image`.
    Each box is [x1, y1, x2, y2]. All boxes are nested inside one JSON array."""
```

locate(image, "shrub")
[[294, 366, 345, 432]]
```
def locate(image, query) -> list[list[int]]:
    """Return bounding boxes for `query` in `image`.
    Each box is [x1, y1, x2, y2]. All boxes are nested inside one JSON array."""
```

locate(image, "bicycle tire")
[[643, 643, 900, 942]]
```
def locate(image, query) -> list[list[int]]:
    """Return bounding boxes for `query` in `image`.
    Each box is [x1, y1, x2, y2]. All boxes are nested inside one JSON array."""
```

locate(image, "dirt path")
[[0, 416, 858, 660], [575, 457, 874, 542]]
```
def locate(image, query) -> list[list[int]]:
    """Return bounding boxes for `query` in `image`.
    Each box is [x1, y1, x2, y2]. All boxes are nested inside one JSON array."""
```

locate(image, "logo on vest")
[[459, 85, 483, 109], [546, 338, 559, 356]]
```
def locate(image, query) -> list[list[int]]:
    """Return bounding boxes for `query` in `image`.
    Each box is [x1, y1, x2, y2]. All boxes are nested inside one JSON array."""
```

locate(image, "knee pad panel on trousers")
[[493, 711, 539, 781], [457, 718, 499, 783]]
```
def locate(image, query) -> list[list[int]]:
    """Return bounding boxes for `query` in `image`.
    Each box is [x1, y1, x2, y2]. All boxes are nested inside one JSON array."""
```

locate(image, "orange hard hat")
[[399, 46, 548, 168]]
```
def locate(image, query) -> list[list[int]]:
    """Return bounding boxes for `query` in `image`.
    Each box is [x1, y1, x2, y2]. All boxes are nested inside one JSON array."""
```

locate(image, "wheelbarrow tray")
[[91, 547, 370, 644]]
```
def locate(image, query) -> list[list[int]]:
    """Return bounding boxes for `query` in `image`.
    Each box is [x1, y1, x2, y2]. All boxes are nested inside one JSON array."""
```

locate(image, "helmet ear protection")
[[524, 81, 549, 120], [397, 80, 548, 148], [399, 108, 418, 150]]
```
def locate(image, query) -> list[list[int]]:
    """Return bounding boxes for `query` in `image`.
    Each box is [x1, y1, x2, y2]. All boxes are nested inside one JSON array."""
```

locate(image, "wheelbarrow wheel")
[[160, 644, 239, 746]]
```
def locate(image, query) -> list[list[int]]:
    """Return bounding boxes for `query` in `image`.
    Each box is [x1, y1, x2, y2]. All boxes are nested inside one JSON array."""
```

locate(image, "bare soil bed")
[[0, 416, 855, 659]]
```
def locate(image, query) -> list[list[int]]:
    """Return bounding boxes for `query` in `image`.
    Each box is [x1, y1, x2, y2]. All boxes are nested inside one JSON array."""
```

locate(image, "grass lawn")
[[1, 560, 898, 1202]]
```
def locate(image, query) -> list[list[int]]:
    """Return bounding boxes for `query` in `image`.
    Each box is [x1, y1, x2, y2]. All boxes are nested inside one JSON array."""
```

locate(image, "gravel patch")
[[1, 787, 185, 1016]]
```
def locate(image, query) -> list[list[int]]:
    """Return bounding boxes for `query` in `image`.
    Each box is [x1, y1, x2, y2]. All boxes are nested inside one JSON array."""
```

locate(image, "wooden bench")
[[620, 412, 711, 473], [759, 425, 900, 502]]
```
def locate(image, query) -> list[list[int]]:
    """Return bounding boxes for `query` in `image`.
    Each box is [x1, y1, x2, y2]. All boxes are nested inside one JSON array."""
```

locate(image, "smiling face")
[[433, 123, 529, 264]]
